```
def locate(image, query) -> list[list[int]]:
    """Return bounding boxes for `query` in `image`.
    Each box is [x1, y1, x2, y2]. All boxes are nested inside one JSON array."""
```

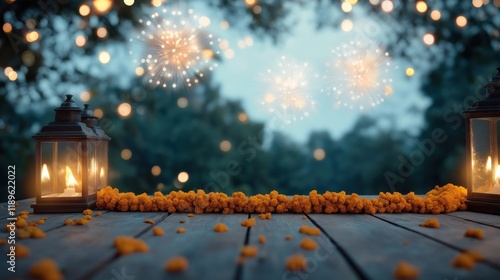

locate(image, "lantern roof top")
[[464, 67, 500, 116]]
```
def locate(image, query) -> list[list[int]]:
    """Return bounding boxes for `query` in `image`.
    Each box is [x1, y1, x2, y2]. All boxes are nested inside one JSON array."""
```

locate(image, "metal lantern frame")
[[32, 95, 110, 213], [464, 67, 500, 214]]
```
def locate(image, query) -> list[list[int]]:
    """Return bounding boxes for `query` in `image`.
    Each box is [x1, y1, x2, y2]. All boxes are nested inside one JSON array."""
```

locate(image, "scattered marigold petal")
[[464, 228, 483, 239], [240, 245, 258, 258], [187, 214, 195, 218], [83, 209, 93, 215], [299, 225, 320, 236], [83, 215, 93, 220], [114, 236, 149, 255], [152, 227, 164, 236], [16, 244, 30, 258], [259, 213, 272, 220], [177, 227, 186, 234], [285, 235, 293, 241], [300, 237, 317, 250], [29, 258, 63, 280], [165, 256, 189, 273], [214, 223, 228, 232], [258, 235, 266, 244], [241, 218, 256, 227], [285, 254, 307, 271], [464, 250, 484, 262], [393, 261, 420, 280], [451, 253, 475, 270], [144, 219, 155, 225], [419, 218, 440, 228], [95, 211, 102, 216]]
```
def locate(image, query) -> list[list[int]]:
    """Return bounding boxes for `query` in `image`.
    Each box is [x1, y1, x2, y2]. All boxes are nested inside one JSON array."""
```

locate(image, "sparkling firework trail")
[[260, 56, 316, 124], [325, 40, 395, 111], [130, 8, 221, 89]]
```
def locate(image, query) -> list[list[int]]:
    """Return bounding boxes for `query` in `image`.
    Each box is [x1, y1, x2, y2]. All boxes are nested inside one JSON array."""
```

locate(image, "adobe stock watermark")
[[384, 73, 493, 192], [281, 235, 337, 280]]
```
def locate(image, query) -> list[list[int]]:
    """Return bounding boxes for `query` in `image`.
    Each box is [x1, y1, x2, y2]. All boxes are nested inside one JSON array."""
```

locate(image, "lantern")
[[464, 67, 500, 214], [32, 95, 110, 213]]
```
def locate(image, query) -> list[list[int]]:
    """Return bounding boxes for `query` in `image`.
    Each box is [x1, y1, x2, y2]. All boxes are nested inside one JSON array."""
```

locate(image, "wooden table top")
[[1, 198, 500, 280]]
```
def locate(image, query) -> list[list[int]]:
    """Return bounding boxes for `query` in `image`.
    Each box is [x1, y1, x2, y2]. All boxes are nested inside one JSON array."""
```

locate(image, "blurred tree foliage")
[[1, 0, 500, 200]]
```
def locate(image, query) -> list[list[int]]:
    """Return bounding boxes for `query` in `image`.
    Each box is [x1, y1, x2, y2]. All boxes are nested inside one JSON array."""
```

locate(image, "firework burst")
[[130, 8, 221, 89], [325, 40, 395, 110], [260, 56, 316, 124]]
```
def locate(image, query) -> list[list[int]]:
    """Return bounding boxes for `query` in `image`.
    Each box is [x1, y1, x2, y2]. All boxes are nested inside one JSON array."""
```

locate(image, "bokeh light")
[[456, 15, 467, 28], [96, 27, 108, 38], [313, 149, 326, 161], [472, 0, 483, 8], [405, 67, 415, 77], [98, 51, 111, 64], [135, 66, 144, 76], [252, 5, 262, 14], [121, 149, 132, 160], [26, 31, 39, 43], [80, 91, 91, 102], [22, 51, 35, 67], [79, 4, 91, 16], [422, 33, 435, 45], [430, 10, 441, 21], [220, 140, 232, 152], [178, 172, 189, 183], [117, 102, 132, 118], [415, 1, 427, 13], [238, 112, 248, 122], [177, 97, 188, 108], [75, 35, 87, 47], [341, 2, 353, 13], [151, 165, 161, 176], [3, 23, 12, 33], [92, 0, 113, 14], [381, 0, 394, 13], [94, 108, 104, 118], [341, 19, 353, 32], [124, 0, 135, 6]]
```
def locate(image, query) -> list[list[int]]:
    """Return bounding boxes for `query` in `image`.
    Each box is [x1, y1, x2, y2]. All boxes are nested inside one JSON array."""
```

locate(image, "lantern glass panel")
[[470, 118, 500, 194], [40, 141, 83, 198], [88, 141, 98, 195], [97, 142, 108, 189]]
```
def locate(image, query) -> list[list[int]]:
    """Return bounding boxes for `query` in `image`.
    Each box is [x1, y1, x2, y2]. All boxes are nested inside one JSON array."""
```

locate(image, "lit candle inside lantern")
[[41, 163, 50, 191], [486, 156, 492, 172], [100, 167, 105, 181], [491, 165, 500, 194], [59, 166, 81, 197]]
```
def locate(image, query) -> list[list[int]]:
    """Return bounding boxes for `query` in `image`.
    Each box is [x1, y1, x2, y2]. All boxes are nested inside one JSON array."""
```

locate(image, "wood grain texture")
[[375, 213, 500, 270], [241, 214, 359, 280], [1, 212, 167, 280], [310, 214, 500, 279], [89, 213, 249, 280], [448, 211, 500, 228]]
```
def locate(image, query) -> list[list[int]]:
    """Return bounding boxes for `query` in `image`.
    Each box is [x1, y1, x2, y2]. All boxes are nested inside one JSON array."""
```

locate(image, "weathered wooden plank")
[[241, 214, 359, 280], [0, 198, 35, 220], [0, 212, 167, 280], [375, 213, 500, 270], [448, 211, 500, 228], [310, 214, 500, 279], [89, 213, 248, 280]]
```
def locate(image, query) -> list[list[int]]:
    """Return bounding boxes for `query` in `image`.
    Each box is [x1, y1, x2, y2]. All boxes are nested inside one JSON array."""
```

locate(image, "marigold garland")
[[96, 183, 467, 214]]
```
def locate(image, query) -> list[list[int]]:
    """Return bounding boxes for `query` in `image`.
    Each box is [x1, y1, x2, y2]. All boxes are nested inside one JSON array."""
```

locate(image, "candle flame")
[[41, 164, 50, 181], [65, 166, 78, 188], [100, 167, 105, 179], [486, 156, 492, 171], [495, 165, 500, 180]]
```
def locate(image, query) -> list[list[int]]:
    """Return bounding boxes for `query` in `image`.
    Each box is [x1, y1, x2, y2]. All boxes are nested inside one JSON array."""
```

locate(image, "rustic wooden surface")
[[1, 198, 500, 280]]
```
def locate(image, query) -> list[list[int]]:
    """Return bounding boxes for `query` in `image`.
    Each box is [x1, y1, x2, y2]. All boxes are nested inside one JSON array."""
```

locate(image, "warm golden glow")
[[99, 51, 111, 64], [90, 158, 97, 175], [121, 149, 132, 160], [92, 0, 113, 14], [415, 1, 427, 13], [472, 0, 483, 8], [422, 33, 435, 46], [456, 15, 467, 28], [220, 140, 232, 152], [245, 0, 257, 6], [3, 23, 12, 33], [100, 167, 105, 180], [486, 156, 492, 171], [135, 66, 144, 76], [341, 2, 353, 13], [94, 108, 104, 118], [381, 0, 394, 13], [124, 0, 135, 6], [96, 27, 108, 38], [238, 112, 248, 122], [178, 171, 189, 183], [151, 165, 161, 176], [151, 0, 162, 7], [26, 31, 39, 43], [80, 91, 91, 102], [79, 4, 91, 16], [405, 67, 415, 77], [495, 165, 500, 180], [65, 166, 79, 188], [341, 19, 353, 32], [313, 149, 326, 161], [117, 102, 132, 118], [430, 10, 441, 21], [41, 164, 50, 182], [75, 35, 86, 47], [7, 70, 17, 81]]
